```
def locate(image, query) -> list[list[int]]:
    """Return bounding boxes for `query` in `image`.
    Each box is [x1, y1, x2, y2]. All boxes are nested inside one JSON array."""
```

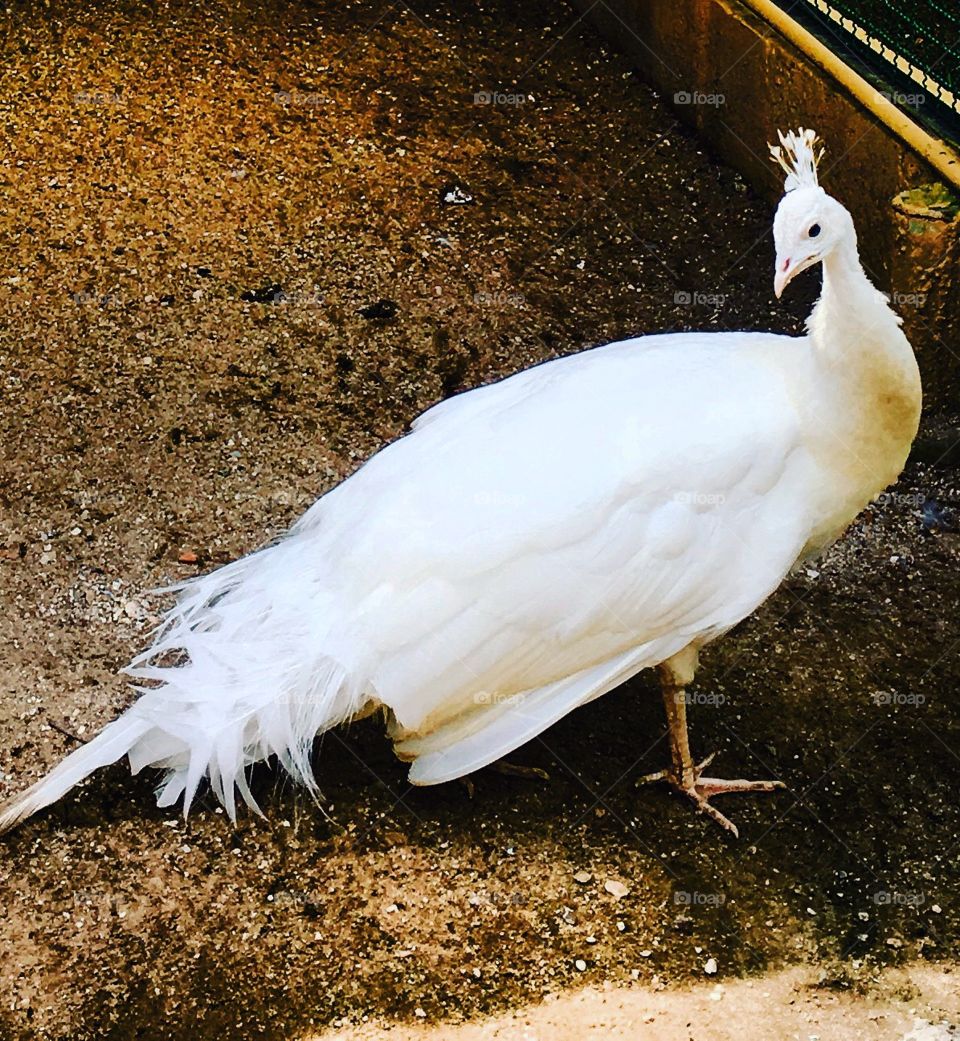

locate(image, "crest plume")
[[769, 127, 823, 192]]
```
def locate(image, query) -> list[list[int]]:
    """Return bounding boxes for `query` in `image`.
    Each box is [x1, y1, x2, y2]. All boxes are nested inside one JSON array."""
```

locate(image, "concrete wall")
[[572, 0, 959, 409]]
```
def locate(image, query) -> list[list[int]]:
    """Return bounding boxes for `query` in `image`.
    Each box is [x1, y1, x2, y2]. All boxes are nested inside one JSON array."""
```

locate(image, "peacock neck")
[[814, 236, 880, 346], [802, 232, 922, 529], [808, 235, 915, 379]]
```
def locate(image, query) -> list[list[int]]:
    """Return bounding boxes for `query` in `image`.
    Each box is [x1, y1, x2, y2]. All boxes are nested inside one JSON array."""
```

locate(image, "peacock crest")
[[769, 127, 824, 192]]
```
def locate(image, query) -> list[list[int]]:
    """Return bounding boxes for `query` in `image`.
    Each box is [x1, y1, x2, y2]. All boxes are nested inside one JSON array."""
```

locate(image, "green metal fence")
[[795, 0, 960, 123]]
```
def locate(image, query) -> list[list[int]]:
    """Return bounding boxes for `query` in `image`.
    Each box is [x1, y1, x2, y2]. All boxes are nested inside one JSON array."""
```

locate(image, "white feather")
[[0, 329, 817, 828], [0, 127, 921, 831]]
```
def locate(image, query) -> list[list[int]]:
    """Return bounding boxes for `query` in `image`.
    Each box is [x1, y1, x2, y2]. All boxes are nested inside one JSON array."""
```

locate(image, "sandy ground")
[[326, 966, 960, 1040], [0, 1, 958, 1039]]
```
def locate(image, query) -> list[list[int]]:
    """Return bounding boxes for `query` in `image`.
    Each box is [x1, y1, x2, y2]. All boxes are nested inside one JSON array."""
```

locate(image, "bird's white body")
[[321, 332, 813, 771], [0, 128, 921, 834], [126, 332, 817, 804]]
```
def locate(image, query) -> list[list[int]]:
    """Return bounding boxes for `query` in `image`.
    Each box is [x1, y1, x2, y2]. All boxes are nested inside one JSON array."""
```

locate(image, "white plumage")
[[0, 129, 921, 837]]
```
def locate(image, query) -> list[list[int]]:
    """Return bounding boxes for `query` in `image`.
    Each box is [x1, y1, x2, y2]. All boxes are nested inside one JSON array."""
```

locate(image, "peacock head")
[[769, 128, 855, 298]]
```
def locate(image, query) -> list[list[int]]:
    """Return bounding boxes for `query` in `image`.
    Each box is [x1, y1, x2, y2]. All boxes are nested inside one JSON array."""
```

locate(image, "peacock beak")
[[774, 255, 793, 299], [774, 252, 819, 299]]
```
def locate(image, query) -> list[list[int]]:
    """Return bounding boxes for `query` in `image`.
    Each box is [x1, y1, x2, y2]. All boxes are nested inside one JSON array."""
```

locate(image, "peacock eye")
[[808, 223, 821, 238]]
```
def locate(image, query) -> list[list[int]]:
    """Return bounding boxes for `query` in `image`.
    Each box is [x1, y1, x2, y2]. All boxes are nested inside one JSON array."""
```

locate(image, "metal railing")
[[792, 0, 960, 123]]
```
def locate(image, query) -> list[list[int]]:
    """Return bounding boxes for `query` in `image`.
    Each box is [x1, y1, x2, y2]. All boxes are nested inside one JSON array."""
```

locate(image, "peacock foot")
[[637, 752, 786, 838], [488, 760, 551, 782], [457, 760, 550, 799]]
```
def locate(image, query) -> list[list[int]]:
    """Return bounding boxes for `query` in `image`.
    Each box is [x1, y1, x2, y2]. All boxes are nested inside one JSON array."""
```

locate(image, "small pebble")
[[604, 879, 630, 900]]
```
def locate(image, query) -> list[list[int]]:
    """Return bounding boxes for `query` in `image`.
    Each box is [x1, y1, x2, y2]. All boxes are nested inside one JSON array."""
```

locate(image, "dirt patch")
[[0, 0, 958, 1039], [326, 966, 960, 1041]]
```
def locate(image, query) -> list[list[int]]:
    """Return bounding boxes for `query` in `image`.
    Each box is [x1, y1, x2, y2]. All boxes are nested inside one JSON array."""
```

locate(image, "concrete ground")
[[0, 1, 958, 1039]]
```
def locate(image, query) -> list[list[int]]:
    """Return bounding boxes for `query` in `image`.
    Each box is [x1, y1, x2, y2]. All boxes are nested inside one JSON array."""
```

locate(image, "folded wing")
[[303, 332, 814, 776]]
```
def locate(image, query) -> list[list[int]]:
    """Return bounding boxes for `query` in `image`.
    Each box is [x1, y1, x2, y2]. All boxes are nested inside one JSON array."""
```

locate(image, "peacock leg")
[[487, 761, 550, 781], [637, 650, 785, 838], [458, 761, 549, 797]]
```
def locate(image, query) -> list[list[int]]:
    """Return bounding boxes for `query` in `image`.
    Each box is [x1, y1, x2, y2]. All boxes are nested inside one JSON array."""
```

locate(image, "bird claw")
[[457, 761, 550, 798], [488, 761, 551, 782], [637, 753, 785, 838], [636, 751, 717, 786]]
